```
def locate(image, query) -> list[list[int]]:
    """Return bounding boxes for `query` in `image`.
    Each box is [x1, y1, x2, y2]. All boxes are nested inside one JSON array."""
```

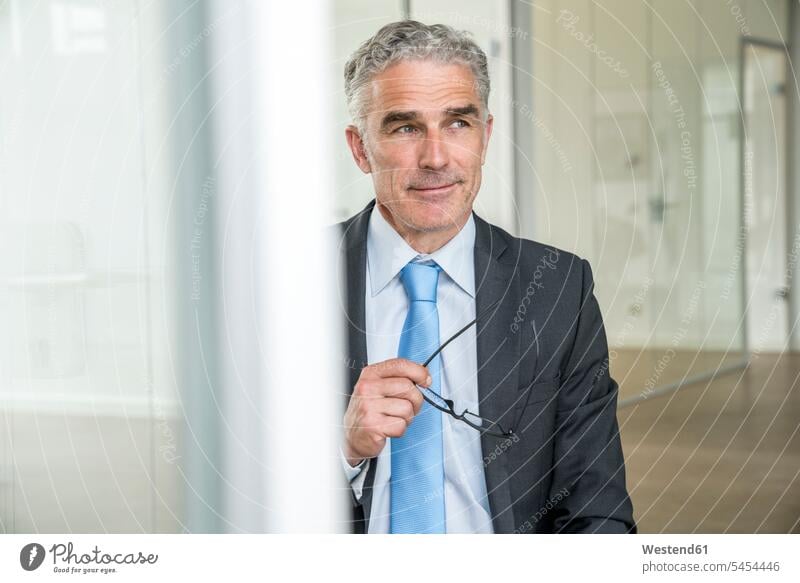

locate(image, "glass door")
[[743, 40, 789, 354]]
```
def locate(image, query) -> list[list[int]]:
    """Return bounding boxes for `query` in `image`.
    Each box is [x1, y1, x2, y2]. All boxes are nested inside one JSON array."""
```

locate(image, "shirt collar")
[[366, 202, 476, 298]]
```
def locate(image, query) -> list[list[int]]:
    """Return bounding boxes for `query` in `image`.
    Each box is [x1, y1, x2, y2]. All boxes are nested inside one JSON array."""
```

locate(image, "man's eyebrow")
[[379, 110, 418, 130], [379, 104, 481, 130], [445, 104, 480, 118]]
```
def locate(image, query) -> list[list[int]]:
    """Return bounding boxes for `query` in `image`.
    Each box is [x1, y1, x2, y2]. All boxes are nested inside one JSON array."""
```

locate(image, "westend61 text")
[[642, 544, 708, 555]]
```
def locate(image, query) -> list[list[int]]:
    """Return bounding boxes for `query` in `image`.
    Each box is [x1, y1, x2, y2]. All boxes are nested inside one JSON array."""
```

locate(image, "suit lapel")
[[473, 212, 520, 534], [341, 202, 370, 398]]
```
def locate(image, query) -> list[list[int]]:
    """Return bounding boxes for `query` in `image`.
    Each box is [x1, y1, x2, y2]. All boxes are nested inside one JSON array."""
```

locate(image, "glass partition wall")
[[532, 0, 789, 405], [0, 0, 183, 532]]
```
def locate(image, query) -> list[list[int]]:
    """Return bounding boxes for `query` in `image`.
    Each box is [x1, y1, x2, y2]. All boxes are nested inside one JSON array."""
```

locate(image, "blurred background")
[[1, 0, 798, 533]]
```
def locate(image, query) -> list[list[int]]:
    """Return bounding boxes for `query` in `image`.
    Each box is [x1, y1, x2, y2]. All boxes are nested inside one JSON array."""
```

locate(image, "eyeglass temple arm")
[[422, 297, 503, 367], [418, 390, 513, 437], [418, 297, 510, 435]]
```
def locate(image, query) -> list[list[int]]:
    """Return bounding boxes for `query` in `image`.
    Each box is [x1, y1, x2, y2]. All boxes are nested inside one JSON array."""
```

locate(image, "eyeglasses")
[[414, 298, 530, 439]]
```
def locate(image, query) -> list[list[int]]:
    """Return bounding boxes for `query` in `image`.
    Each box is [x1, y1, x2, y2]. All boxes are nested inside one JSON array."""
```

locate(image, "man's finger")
[[378, 414, 410, 438], [376, 397, 416, 425], [375, 378, 425, 415], [364, 358, 431, 386], [370, 377, 415, 398]]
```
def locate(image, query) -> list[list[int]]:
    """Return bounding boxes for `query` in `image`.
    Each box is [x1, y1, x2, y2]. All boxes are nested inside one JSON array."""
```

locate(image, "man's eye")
[[451, 119, 470, 128], [394, 125, 417, 134]]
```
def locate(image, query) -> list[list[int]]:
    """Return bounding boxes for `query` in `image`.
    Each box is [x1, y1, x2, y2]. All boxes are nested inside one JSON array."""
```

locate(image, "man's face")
[[346, 59, 493, 235]]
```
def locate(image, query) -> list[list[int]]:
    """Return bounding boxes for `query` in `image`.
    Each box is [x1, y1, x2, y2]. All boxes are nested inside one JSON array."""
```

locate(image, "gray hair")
[[344, 20, 491, 133]]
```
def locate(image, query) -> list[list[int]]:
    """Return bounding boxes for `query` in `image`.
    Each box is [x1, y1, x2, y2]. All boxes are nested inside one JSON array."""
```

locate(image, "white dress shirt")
[[341, 204, 494, 533]]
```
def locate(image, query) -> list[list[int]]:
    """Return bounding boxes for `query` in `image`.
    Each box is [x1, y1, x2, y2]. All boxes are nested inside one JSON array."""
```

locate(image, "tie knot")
[[400, 260, 441, 303]]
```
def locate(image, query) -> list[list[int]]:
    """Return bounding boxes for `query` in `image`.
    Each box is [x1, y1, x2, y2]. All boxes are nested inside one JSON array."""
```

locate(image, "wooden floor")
[[614, 348, 748, 403], [617, 350, 800, 533]]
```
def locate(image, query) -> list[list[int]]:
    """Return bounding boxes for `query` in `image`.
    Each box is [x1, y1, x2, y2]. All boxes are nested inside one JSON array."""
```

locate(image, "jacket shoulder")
[[484, 218, 586, 277]]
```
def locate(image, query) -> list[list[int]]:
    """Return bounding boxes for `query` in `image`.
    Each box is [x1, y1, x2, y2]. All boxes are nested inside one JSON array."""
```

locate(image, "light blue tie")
[[390, 259, 445, 534]]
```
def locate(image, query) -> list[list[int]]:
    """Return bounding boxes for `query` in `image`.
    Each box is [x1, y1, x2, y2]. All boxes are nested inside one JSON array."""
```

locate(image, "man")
[[333, 20, 636, 534]]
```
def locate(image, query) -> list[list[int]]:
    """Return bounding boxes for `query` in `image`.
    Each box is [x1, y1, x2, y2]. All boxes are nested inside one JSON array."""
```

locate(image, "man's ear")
[[480, 113, 494, 165], [345, 125, 371, 174]]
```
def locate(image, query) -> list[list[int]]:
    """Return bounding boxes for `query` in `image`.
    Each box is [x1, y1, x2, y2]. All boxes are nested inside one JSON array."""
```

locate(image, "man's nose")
[[418, 130, 449, 170]]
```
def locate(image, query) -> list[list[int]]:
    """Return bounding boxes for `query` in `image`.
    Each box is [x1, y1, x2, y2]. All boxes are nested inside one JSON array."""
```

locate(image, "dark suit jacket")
[[333, 199, 636, 534]]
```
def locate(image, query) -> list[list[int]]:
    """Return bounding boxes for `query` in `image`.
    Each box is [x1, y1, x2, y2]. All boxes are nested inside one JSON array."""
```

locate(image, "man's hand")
[[343, 358, 430, 467]]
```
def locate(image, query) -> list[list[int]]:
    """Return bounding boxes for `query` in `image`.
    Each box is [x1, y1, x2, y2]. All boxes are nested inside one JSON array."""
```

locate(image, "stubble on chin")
[[388, 198, 467, 234]]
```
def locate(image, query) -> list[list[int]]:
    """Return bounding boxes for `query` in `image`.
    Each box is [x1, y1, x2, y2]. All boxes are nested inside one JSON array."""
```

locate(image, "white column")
[[253, 1, 345, 532], [208, 0, 344, 532]]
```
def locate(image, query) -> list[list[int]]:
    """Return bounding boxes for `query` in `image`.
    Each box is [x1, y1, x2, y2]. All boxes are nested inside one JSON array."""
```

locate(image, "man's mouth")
[[409, 182, 457, 194]]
